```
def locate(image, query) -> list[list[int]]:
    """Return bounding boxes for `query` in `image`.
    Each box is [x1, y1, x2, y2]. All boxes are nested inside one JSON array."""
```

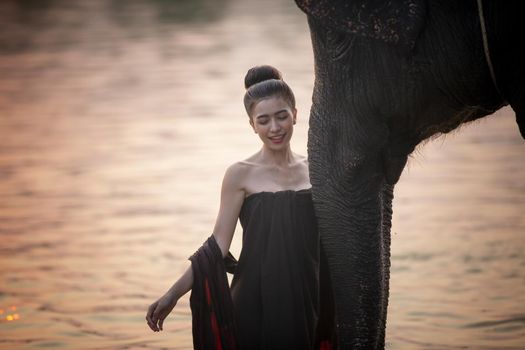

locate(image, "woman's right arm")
[[146, 163, 246, 332], [165, 163, 245, 298]]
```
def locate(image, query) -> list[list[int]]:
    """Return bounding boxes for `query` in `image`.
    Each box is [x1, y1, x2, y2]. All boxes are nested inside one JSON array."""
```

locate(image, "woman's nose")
[[269, 118, 280, 132]]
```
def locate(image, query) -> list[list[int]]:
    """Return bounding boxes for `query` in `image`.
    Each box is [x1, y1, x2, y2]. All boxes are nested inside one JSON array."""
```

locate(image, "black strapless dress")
[[230, 188, 329, 349]]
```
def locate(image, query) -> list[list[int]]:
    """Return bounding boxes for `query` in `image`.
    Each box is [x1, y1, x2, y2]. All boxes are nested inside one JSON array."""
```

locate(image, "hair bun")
[[244, 65, 282, 89]]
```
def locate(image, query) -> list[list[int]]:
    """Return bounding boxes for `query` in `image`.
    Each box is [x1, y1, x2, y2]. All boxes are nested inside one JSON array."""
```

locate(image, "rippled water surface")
[[1, 1, 524, 349]]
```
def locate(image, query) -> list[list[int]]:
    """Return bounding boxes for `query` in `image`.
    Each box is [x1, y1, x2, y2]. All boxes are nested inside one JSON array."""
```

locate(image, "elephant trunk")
[[308, 112, 394, 349], [378, 184, 394, 345], [310, 169, 393, 348]]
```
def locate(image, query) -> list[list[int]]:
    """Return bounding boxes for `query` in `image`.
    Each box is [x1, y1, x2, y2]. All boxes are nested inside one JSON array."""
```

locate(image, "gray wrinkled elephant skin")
[[295, 0, 524, 348]]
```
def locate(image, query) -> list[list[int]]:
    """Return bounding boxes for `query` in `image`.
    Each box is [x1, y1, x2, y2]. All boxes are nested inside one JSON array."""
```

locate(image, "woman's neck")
[[259, 145, 295, 167]]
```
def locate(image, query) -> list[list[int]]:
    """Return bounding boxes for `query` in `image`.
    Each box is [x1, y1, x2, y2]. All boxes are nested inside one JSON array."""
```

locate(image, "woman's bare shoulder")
[[223, 155, 260, 188], [292, 153, 311, 186], [224, 161, 248, 180]]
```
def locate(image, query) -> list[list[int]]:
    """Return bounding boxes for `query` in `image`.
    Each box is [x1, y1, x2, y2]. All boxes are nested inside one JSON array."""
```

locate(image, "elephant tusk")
[[477, 0, 506, 102]]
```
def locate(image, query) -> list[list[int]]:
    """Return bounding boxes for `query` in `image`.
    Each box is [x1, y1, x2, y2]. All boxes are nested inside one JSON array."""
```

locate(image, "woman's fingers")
[[146, 295, 175, 332], [152, 310, 160, 331], [146, 303, 159, 331]]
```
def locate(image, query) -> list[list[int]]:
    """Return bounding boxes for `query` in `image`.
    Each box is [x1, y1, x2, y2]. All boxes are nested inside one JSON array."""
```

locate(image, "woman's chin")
[[265, 141, 290, 150]]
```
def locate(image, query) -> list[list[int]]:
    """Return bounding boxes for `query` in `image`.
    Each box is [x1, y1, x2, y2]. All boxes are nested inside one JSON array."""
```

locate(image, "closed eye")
[[277, 112, 289, 120], [257, 116, 269, 124]]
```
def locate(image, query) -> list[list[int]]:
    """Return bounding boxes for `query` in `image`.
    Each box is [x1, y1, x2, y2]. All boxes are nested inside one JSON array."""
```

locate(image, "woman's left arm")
[[211, 162, 246, 258]]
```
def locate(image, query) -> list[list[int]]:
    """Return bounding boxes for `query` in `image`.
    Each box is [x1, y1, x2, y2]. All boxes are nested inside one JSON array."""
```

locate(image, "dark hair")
[[243, 65, 296, 116]]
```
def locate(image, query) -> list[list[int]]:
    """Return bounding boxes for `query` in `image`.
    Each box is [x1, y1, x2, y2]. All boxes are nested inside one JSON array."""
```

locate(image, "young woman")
[[146, 65, 335, 349]]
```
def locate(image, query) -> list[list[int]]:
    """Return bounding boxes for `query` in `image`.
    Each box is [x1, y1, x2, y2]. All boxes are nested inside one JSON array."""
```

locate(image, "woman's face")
[[250, 96, 296, 150]]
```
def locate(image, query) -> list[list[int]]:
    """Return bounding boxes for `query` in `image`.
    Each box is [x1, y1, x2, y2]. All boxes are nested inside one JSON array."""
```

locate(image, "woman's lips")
[[269, 134, 285, 144]]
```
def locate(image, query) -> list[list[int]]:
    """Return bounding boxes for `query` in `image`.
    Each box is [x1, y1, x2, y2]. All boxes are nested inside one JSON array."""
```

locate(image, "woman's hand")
[[145, 291, 178, 332]]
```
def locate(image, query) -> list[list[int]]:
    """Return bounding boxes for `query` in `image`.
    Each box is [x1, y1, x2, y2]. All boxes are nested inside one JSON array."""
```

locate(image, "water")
[[0, 0, 523, 349]]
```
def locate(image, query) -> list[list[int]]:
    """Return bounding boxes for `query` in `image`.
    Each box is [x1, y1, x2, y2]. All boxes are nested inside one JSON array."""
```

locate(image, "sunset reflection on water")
[[0, 0, 523, 349], [0, 305, 20, 322]]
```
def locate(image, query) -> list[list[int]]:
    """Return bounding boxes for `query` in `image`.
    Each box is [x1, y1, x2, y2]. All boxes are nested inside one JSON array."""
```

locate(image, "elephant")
[[294, 0, 524, 348]]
